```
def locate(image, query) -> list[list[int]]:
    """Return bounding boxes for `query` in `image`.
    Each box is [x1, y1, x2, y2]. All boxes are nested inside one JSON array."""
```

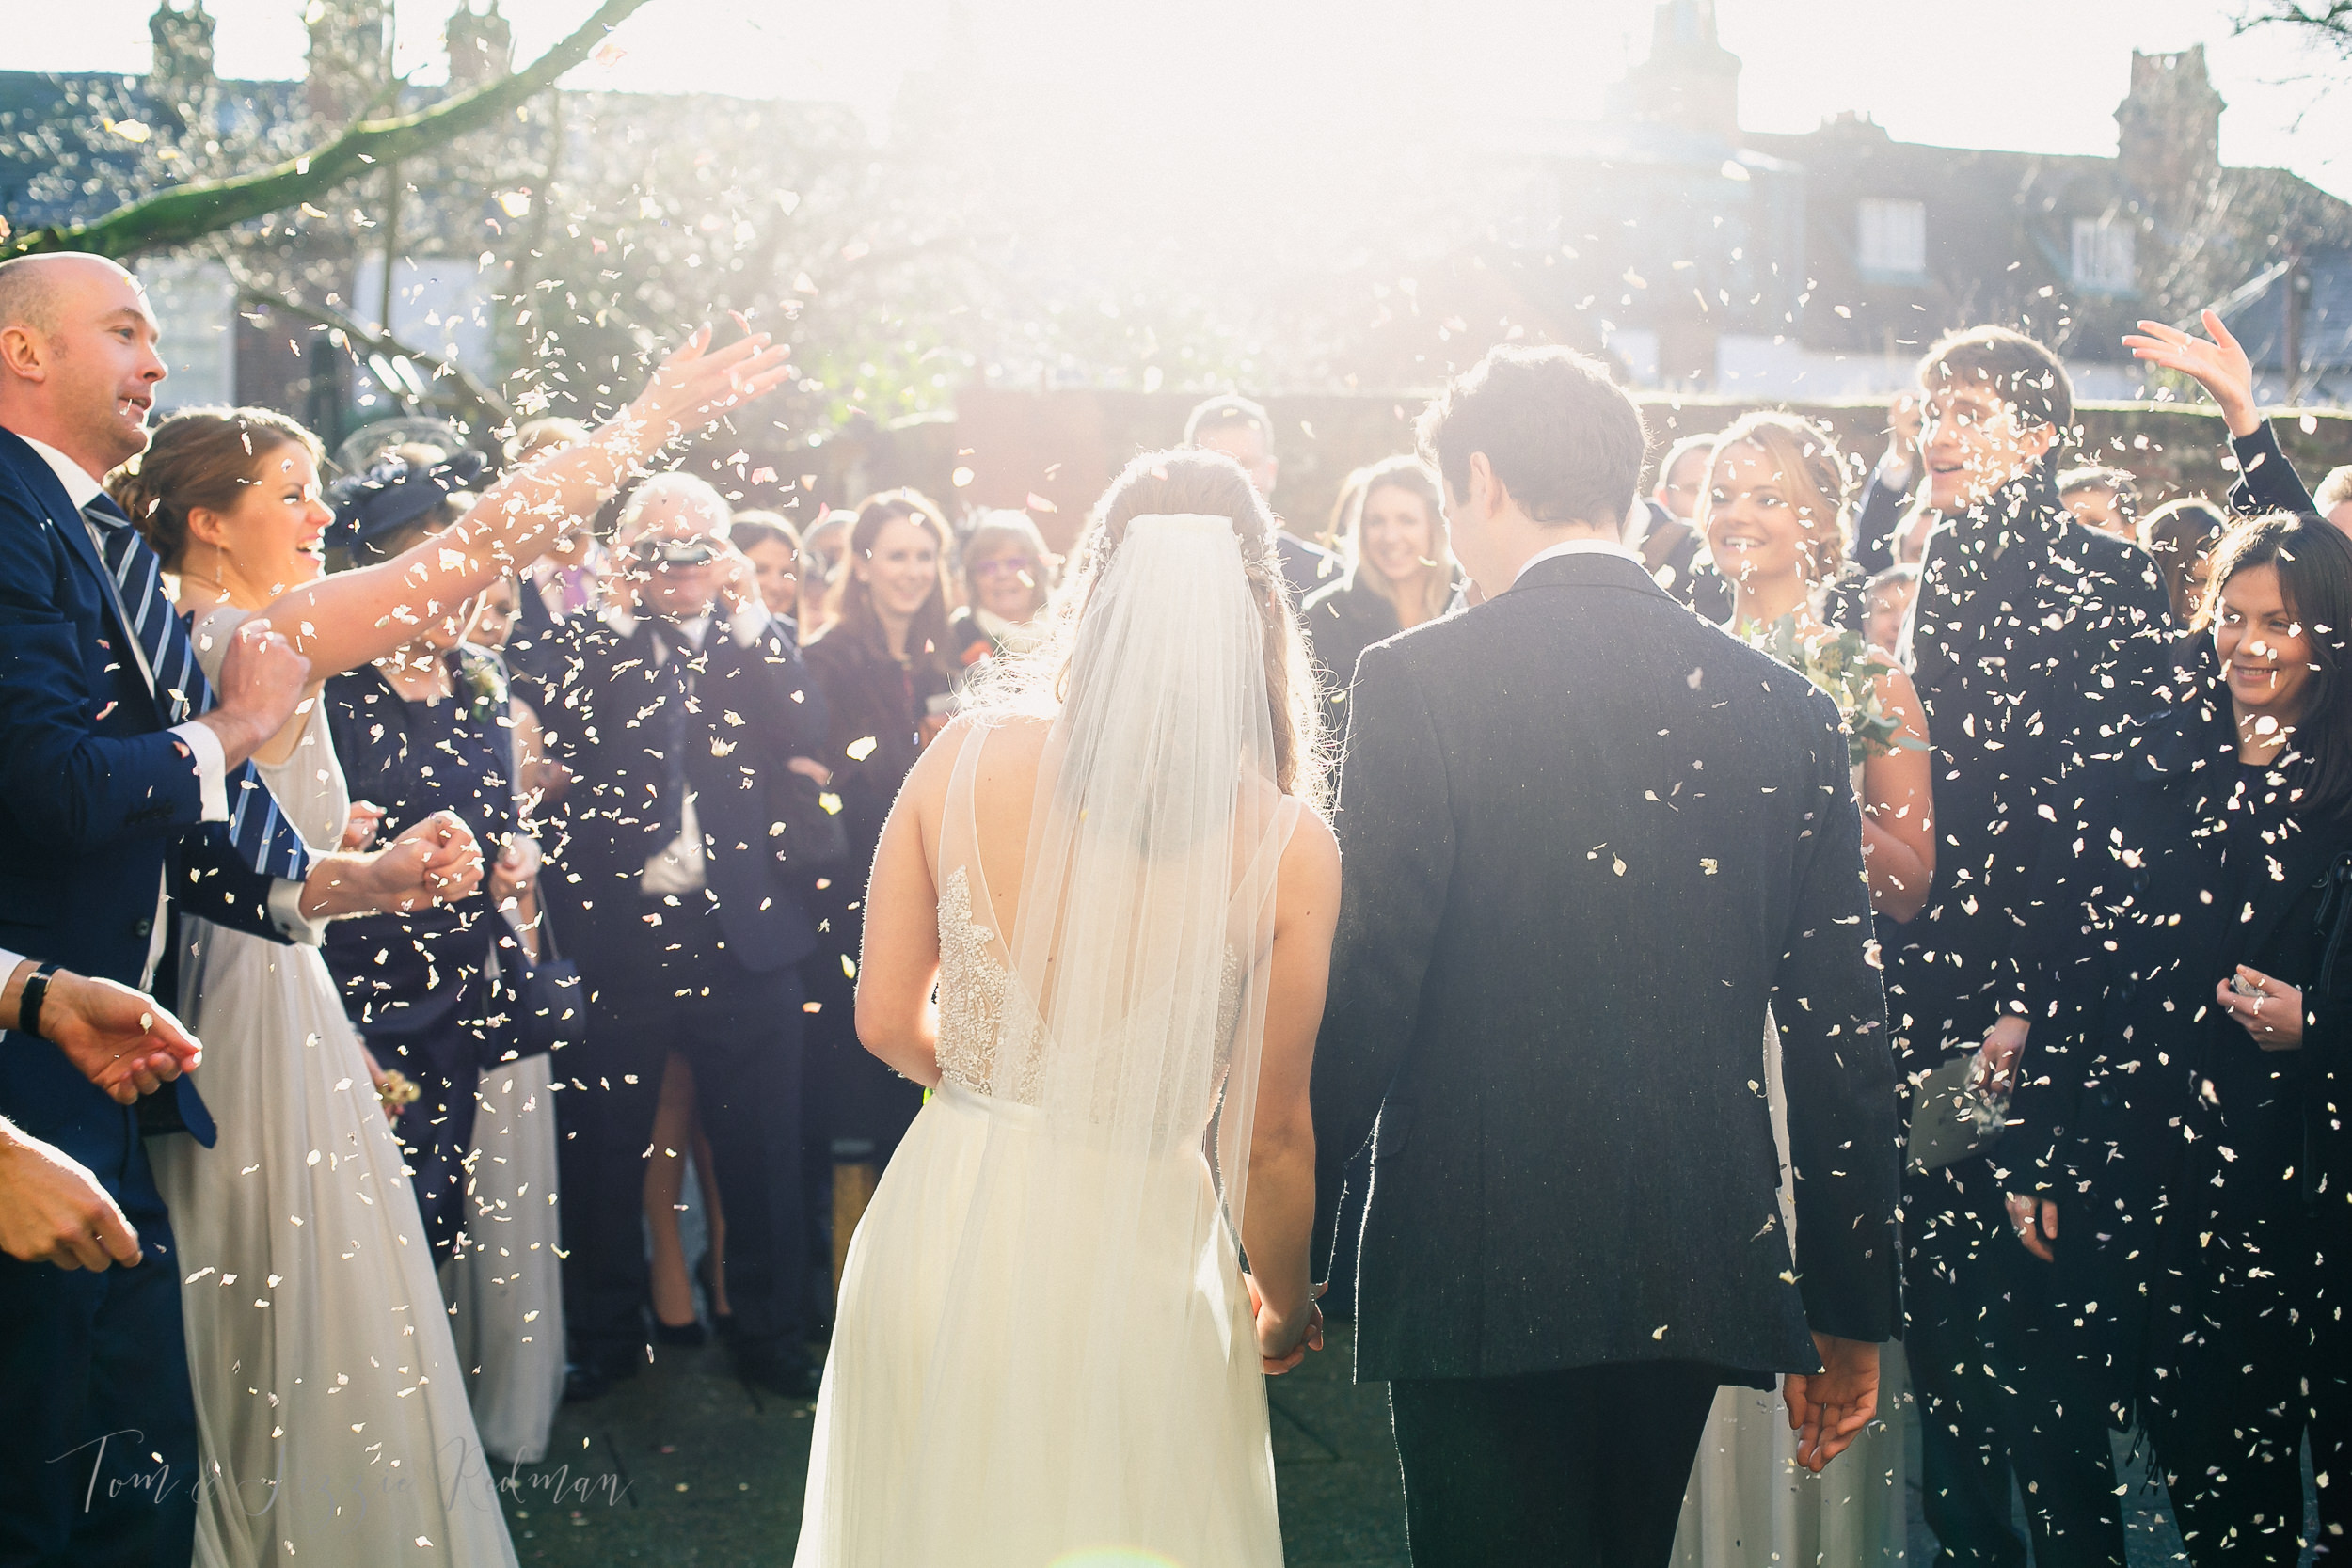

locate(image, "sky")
[[6, 0, 2350, 199]]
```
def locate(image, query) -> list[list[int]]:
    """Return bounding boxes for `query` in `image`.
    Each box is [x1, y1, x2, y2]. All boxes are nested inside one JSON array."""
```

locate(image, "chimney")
[[148, 0, 216, 103], [2116, 46, 2223, 205], [304, 0, 393, 121], [1608, 0, 1743, 146], [447, 0, 514, 87]]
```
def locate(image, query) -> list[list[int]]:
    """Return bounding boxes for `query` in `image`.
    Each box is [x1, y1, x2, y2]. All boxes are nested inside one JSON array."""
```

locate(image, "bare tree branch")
[[217, 251, 513, 436], [2234, 1, 2352, 55], [3, 0, 653, 261]]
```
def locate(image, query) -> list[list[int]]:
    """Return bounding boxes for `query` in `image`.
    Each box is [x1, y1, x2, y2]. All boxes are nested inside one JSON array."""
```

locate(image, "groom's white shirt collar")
[[20, 435, 104, 510], [1511, 535, 1642, 588]]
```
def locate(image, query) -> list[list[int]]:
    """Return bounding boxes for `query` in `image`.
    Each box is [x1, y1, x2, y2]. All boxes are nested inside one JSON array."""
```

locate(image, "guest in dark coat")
[[1633, 431, 1733, 621], [1996, 514, 2352, 1567], [1313, 345, 1899, 1567], [1300, 455, 1459, 731], [1848, 392, 1924, 578], [320, 472, 526, 1262], [0, 254, 319, 1565], [1895, 326, 2174, 1568], [537, 471, 833, 1400], [946, 509, 1057, 676], [1184, 394, 1344, 599], [802, 491, 958, 1179]]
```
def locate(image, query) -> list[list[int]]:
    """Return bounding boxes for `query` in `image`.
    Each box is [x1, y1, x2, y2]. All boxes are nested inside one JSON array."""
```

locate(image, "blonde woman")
[[1298, 455, 1458, 727], [1674, 411, 1932, 1568]]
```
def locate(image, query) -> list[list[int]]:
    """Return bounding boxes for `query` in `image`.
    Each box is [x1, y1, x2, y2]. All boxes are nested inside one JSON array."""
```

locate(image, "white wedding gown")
[[794, 720, 1292, 1568], [1672, 1011, 1910, 1568], [151, 607, 517, 1568]]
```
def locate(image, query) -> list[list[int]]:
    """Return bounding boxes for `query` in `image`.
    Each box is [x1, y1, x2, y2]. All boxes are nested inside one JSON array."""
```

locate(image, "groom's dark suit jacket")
[[1311, 549, 1902, 1385]]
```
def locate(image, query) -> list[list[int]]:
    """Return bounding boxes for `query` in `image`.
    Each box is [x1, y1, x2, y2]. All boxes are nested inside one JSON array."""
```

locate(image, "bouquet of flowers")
[[1740, 612, 1923, 770]]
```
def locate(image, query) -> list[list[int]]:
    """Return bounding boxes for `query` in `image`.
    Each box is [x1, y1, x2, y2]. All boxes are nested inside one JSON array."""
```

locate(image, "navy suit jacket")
[[0, 427, 289, 1204], [542, 608, 829, 982]]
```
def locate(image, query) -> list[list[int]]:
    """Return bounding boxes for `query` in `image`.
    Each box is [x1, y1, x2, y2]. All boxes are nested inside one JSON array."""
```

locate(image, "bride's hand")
[[1245, 1275, 1326, 1375]]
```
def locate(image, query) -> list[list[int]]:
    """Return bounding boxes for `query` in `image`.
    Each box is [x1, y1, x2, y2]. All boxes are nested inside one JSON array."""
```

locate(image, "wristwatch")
[[18, 962, 60, 1041]]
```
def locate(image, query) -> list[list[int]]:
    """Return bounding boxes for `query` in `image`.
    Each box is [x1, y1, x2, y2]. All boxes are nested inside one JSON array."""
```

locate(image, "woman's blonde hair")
[[1701, 411, 1853, 585], [976, 450, 1327, 811]]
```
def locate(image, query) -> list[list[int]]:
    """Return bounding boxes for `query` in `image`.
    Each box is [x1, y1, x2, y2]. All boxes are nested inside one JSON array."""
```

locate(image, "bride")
[[795, 449, 1343, 1567]]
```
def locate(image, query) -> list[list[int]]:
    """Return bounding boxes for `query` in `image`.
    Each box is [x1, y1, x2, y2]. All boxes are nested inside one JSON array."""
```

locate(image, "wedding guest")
[[2321, 465, 2352, 532], [1184, 393, 1343, 597], [1896, 325, 2172, 1568], [734, 510, 802, 616], [1634, 432, 1733, 618], [2140, 497, 2229, 624], [542, 472, 831, 1402], [501, 416, 606, 695], [803, 490, 959, 1187], [1325, 463, 1373, 553], [947, 509, 1057, 673], [320, 458, 535, 1260], [798, 508, 851, 639], [2059, 464, 2142, 542], [0, 252, 342, 1565], [1300, 455, 1458, 726], [1676, 411, 1932, 1567], [1991, 511, 2352, 1568], [1864, 563, 1918, 655]]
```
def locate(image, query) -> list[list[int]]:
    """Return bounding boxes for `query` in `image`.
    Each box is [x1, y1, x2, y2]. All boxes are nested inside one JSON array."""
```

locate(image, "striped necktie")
[[84, 496, 313, 883]]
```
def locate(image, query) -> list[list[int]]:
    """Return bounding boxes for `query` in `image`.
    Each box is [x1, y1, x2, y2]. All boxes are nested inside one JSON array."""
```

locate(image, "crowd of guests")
[[2, 241, 2348, 1568]]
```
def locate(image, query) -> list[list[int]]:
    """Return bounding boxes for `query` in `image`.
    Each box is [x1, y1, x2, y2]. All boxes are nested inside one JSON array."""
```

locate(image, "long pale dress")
[[441, 934, 565, 1465], [1671, 1011, 1911, 1568], [151, 606, 517, 1568], [793, 724, 1288, 1568]]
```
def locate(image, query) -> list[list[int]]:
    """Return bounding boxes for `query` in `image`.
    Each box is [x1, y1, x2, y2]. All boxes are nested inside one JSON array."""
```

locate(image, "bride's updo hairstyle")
[[1703, 409, 1854, 585], [1019, 447, 1327, 809], [109, 406, 325, 571]]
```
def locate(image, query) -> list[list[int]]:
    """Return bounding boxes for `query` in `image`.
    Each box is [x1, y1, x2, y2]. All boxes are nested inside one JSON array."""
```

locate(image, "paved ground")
[[496, 1188, 2313, 1564]]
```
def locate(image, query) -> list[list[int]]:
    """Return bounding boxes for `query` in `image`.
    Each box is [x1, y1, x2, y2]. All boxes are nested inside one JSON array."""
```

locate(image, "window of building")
[[2072, 217, 2136, 293], [1855, 198, 1927, 278]]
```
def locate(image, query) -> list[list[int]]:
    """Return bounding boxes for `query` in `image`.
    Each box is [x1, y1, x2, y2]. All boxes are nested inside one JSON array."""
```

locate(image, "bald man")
[[0, 252, 319, 1566]]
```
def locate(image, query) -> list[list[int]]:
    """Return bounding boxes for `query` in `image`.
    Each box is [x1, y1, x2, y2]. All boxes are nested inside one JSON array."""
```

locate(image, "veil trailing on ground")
[[900, 512, 1295, 1561]]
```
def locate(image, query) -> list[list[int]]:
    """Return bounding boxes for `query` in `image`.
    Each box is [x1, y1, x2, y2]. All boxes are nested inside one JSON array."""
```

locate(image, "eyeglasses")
[[970, 556, 1035, 581]]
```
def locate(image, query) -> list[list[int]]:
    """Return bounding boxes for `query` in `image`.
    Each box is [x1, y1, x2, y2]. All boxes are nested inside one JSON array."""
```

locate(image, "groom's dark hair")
[[1418, 345, 1646, 528]]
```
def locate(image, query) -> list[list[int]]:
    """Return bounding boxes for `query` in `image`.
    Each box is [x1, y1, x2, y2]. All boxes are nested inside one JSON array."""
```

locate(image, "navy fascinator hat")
[[326, 450, 489, 560]]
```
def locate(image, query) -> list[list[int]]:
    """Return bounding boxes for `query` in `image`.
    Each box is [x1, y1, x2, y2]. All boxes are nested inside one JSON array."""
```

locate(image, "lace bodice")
[[932, 863, 1246, 1112]]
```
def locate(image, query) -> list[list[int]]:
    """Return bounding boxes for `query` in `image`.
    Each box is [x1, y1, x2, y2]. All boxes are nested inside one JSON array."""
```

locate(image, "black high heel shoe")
[[647, 1303, 707, 1348], [696, 1250, 737, 1341]]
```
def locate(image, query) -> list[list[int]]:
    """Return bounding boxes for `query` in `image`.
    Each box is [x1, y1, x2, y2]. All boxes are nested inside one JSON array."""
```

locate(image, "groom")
[[1311, 345, 1902, 1567]]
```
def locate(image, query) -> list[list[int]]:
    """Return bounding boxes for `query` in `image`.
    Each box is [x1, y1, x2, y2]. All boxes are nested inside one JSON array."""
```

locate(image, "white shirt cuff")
[[0, 947, 25, 987], [172, 721, 230, 822], [268, 879, 326, 947], [725, 599, 773, 649]]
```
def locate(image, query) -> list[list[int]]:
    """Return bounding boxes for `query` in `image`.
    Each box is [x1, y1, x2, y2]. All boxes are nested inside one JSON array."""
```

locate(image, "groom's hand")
[[1784, 1333, 1881, 1472]]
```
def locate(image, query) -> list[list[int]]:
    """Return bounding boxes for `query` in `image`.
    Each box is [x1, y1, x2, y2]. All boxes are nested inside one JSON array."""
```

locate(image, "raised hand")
[[488, 832, 542, 910], [0, 1121, 141, 1269], [2123, 309, 2260, 436], [32, 971, 203, 1106], [1783, 1333, 1881, 1472], [340, 800, 387, 852], [200, 615, 312, 768], [624, 320, 795, 451]]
